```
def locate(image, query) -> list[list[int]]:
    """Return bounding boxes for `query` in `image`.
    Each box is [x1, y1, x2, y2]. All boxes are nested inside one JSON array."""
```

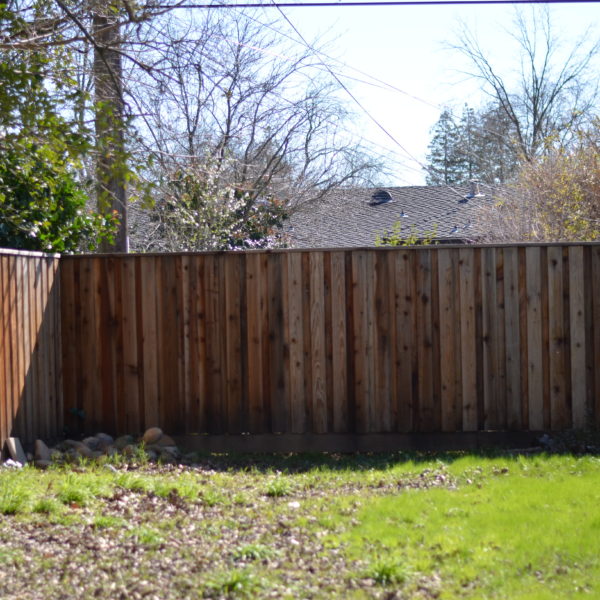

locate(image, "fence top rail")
[[0, 247, 61, 259], [57, 240, 600, 259]]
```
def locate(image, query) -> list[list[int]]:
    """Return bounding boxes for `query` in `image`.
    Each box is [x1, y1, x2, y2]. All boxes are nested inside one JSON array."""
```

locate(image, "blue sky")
[[277, 1, 600, 184]]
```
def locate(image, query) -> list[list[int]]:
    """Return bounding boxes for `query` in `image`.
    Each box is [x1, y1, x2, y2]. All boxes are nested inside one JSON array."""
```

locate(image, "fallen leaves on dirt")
[[0, 460, 458, 599]]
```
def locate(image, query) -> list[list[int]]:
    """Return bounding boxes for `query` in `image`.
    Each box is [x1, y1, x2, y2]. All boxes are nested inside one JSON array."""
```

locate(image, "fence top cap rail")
[[0, 247, 61, 259], [58, 240, 600, 259]]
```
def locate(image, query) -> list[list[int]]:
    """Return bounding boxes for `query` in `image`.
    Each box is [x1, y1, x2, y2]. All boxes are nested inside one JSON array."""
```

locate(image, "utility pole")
[[93, 3, 128, 252]]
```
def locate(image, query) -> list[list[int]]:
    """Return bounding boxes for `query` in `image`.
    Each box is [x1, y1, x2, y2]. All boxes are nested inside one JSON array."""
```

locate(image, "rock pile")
[[3, 427, 183, 469]]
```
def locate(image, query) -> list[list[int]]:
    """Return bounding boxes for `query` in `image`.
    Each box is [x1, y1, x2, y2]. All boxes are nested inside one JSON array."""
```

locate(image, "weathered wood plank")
[[438, 249, 461, 432], [330, 251, 348, 432], [481, 248, 498, 429], [285, 252, 305, 433], [503, 247, 521, 429], [394, 250, 415, 432], [0, 256, 8, 447], [459, 248, 477, 431], [139, 257, 159, 429], [225, 254, 243, 434], [416, 249, 435, 432], [309, 252, 327, 433], [245, 253, 266, 433], [592, 246, 600, 427], [525, 247, 544, 430], [373, 251, 393, 432], [351, 251, 369, 433], [547, 246, 569, 430], [568, 246, 587, 428], [120, 257, 140, 433], [267, 253, 286, 433]]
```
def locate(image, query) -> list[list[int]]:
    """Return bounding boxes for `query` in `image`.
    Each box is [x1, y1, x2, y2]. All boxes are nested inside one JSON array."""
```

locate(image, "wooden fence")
[[0, 250, 62, 449], [57, 244, 600, 443], [2, 244, 600, 451]]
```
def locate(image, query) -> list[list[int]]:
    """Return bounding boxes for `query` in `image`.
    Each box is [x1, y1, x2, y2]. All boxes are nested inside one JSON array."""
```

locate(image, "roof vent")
[[369, 189, 393, 206], [462, 180, 485, 202]]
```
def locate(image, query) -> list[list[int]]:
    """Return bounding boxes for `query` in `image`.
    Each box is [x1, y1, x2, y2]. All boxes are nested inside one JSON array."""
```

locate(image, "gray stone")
[[142, 427, 163, 445], [95, 433, 114, 445], [75, 444, 94, 459], [64, 439, 86, 449], [154, 434, 176, 447], [34, 439, 52, 462], [5, 437, 27, 465], [114, 435, 135, 450], [82, 436, 101, 451]]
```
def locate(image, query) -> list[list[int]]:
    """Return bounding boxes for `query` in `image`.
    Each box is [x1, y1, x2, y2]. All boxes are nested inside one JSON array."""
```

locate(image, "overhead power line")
[[159, 0, 600, 8]]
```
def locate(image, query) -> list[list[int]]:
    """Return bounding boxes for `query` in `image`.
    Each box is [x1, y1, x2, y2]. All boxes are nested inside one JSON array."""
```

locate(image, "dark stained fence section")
[[59, 244, 600, 438], [0, 249, 62, 449]]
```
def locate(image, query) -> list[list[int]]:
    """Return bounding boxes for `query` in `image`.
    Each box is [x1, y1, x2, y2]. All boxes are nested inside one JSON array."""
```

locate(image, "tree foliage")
[[425, 103, 519, 185], [0, 3, 117, 252], [476, 122, 600, 242]]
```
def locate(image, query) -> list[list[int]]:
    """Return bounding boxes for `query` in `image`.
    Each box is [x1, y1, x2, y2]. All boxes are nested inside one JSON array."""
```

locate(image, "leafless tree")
[[127, 9, 381, 250], [2, 2, 382, 252], [451, 6, 600, 163]]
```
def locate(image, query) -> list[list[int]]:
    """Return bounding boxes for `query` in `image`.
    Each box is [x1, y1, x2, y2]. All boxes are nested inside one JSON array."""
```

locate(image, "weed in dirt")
[[264, 477, 292, 497], [203, 568, 263, 598], [363, 559, 412, 586], [233, 543, 278, 562]]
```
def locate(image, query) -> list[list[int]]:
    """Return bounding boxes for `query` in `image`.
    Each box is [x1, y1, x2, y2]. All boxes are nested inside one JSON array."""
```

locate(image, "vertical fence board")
[[525, 247, 544, 430], [416, 250, 435, 432], [438, 249, 460, 431], [593, 247, 600, 427], [374, 252, 393, 432], [481, 248, 498, 429], [245, 253, 266, 432], [225, 255, 243, 434], [547, 246, 569, 429], [330, 251, 348, 432], [286, 253, 305, 433], [121, 257, 140, 433], [309, 252, 327, 433], [267, 254, 286, 433], [0, 257, 7, 446], [393, 251, 415, 432], [459, 248, 477, 431], [503, 247, 521, 429], [351, 251, 370, 433], [568, 246, 587, 428], [140, 258, 159, 429]]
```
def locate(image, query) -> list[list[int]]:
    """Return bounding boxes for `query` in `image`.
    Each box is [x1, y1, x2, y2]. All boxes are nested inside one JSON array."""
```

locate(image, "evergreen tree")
[[424, 103, 520, 185], [424, 109, 464, 185]]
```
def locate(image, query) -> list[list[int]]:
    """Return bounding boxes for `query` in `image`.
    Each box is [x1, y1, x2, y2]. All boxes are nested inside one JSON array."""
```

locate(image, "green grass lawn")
[[1, 451, 599, 599]]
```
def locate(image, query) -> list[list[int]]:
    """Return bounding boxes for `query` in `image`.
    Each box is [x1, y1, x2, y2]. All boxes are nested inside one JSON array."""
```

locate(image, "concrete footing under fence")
[[174, 431, 547, 454]]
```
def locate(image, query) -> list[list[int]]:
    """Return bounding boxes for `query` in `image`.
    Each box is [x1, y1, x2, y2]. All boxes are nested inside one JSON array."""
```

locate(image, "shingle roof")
[[285, 183, 502, 248]]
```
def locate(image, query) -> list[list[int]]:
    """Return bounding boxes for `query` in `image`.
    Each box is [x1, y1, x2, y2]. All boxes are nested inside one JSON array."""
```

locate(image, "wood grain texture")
[[438, 249, 461, 432], [568, 246, 587, 428], [393, 250, 416, 432], [593, 246, 600, 427], [547, 246, 569, 430], [330, 252, 348, 432], [2, 244, 599, 450], [459, 248, 477, 431], [503, 247, 521, 429], [309, 252, 327, 433], [525, 247, 544, 430]]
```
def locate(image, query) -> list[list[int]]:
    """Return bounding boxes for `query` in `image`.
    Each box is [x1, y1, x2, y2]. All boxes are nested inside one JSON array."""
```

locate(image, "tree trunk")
[[93, 5, 128, 252]]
